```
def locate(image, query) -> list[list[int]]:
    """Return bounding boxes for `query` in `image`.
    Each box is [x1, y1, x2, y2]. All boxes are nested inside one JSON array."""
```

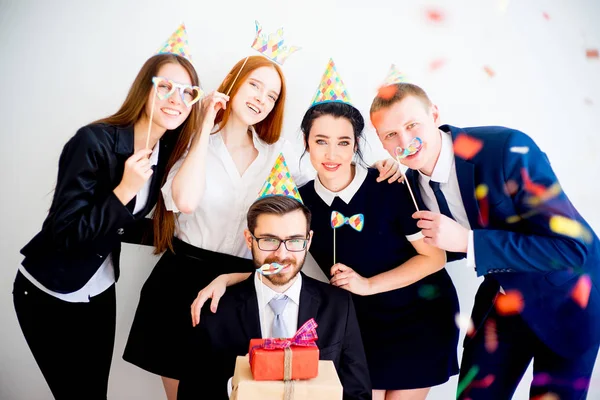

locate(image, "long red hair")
[[214, 55, 287, 144]]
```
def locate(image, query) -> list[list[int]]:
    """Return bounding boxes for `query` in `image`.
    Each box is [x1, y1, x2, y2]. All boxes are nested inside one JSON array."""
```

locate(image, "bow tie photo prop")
[[331, 211, 364, 264], [394, 137, 423, 212]]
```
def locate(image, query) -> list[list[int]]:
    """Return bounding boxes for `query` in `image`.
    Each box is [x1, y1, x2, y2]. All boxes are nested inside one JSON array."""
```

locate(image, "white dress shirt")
[[254, 272, 302, 338], [162, 128, 313, 259], [314, 163, 424, 242], [416, 130, 476, 266], [19, 141, 160, 302]]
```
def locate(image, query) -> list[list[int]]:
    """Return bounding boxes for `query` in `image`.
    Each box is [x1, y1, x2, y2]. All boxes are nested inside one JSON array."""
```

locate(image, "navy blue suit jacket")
[[406, 124, 600, 358]]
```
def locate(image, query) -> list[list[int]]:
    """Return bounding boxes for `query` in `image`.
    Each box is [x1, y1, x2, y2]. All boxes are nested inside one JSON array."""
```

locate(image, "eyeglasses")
[[251, 234, 309, 252], [151, 76, 204, 107]]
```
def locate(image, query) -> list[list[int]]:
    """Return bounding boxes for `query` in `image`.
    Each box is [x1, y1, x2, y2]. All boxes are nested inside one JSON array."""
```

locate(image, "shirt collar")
[[210, 125, 269, 154], [254, 271, 303, 308], [313, 164, 368, 206], [418, 129, 454, 184]]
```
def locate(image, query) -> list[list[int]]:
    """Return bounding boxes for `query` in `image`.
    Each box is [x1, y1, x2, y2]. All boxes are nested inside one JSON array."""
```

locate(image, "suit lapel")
[[298, 274, 320, 328], [406, 169, 427, 211], [454, 153, 482, 230], [237, 277, 262, 339]]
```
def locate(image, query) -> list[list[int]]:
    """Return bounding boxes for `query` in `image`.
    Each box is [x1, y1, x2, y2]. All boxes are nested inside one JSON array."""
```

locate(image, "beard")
[[252, 248, 306, 286]]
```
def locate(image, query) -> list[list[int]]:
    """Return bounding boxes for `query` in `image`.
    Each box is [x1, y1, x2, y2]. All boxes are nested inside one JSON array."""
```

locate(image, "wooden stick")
[[398, 162, 420, 212], [225, 56, 250, 96], [333, 228, 336, 265], [145, 87, 157, 150]]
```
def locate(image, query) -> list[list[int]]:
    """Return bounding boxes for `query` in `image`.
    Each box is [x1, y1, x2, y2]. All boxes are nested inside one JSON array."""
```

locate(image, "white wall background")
[[1, 0, 599, 398]]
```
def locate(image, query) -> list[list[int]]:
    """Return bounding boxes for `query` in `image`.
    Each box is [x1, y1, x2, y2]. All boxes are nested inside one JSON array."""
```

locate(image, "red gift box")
[[248, 318, 320, 381]]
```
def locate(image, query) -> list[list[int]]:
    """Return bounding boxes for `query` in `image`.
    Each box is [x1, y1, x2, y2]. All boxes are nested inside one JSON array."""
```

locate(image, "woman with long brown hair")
[[13, 52, 202, 400]]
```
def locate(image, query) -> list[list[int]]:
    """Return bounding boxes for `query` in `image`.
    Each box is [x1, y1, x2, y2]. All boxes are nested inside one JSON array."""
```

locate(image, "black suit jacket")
[[178, 272, 372, 400], [20, 123, 178, 293]]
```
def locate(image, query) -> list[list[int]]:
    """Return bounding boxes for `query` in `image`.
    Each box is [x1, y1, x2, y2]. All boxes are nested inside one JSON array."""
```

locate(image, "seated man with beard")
[[177, 195, 371, 400]]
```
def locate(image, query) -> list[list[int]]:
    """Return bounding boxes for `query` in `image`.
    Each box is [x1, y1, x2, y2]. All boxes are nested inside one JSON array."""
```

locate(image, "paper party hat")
[[310, 58, 352, 107], [156, 23, 193, 61], [381, 64, 408, 86], [257, 153, 303, 203], [251, 20, 300, 65]]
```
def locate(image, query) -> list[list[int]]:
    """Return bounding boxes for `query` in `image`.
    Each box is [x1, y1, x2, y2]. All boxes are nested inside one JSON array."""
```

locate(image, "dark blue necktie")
[[429, 180, 454, 220]]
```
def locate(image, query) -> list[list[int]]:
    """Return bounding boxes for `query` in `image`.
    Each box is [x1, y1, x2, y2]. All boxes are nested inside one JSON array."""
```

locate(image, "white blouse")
[[162, 129, 313, 259]]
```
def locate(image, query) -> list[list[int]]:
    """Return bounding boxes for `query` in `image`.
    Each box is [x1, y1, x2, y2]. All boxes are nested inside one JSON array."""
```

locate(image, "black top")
[[20, 123, 179, 293], [300, 167, 460, 389]]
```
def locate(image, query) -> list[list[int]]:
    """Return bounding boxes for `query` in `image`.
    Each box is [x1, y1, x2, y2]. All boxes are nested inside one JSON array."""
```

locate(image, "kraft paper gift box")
[[230, 355, 343, 400]]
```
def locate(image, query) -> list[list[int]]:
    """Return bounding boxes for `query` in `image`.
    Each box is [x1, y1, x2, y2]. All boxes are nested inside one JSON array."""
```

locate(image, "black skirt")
[[123, 237, 254, 379]]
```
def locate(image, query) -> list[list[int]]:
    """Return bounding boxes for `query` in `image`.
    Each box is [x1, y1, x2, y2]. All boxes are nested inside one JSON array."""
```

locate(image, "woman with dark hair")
[[298, 99, 459, 400], [14, 48, 202, 400]]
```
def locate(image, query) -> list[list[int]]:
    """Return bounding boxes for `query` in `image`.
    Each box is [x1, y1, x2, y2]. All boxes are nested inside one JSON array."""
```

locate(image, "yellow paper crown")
[[257, 153, 303, 203], [381, 64, 408, 86], [156, 23, 193, 61], [251, 20, 300, 65], [310, 58, 352, 107]]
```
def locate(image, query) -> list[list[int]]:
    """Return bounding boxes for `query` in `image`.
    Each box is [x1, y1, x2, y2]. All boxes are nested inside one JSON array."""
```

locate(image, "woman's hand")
[[329, 263, 372, 296]]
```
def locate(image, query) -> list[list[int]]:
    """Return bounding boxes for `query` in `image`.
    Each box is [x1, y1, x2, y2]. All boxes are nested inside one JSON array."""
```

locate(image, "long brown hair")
[[153, 55, 287, 254], [92, 53, 201, 256]]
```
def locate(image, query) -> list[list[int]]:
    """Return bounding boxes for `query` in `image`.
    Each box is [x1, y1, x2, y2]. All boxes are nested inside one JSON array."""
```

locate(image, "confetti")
[[429, 58, 446, 71], [542, 12, 550, 20], [454, 133, 484, 159], [483, 65, 495, 78], [531, 394, 560, 400], [476, 184, 489, 226], [377, 85, 398, 100], [586, 49, 599, 59], [549, 215, 592, 242], [571, 274, 592, 308], [475, 184, 488, 200], [510, 146, 529, 154], [584, 98, 593, 106], [455, 313, 475, 336], [521, 168, 547, 197], [471, 374, 495, 388], [425, 8, 445, 23], [418, 284, 439, 300], [484, 318, 498, 353], [504, 180, 519, 196], [495, 290, 524, 315], [457, 365, 480, 398]]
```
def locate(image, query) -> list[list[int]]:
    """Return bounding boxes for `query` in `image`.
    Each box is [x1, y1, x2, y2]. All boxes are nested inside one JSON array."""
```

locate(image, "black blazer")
[[20, 123, 178, 294], [177, 272, 372, 400]]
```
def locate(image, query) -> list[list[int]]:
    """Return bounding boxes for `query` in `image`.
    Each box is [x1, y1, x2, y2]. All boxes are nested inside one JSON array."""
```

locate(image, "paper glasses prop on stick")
[[331, 211, 364, 265], [225, 20, 301, 96], [394, 137, 423, 212], [145, 23, 204, 149]]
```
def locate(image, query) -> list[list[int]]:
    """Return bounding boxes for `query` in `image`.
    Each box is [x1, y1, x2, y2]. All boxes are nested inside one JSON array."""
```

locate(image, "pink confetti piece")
[[586, 49, 599, 59], [429, 58, 446, 71], [571, 274, 592, 308], [483, 65, 496, 78], [425, 8, 445, 23]]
